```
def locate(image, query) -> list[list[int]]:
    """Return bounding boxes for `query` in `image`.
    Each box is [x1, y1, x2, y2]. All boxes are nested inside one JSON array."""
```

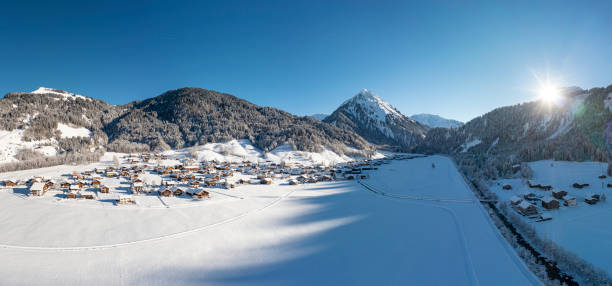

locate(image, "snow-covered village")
[[2, 1, 612, 286]]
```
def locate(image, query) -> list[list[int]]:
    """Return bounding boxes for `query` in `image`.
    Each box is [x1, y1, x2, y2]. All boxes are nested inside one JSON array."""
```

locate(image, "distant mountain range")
[[323, 89, 428, 151], [410, 113, 463, 128], [310, 113, 329, 121], [2, 85, 611, 168], [0, 87, 373, 164]]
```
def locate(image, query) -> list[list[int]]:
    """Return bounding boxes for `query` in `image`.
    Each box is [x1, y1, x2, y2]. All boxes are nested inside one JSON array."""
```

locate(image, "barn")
[[159, 187, 172, 197], [541, 197, 560, 210], [563, 196, 577, 207], [517, 201, 538, 216], [29, 182, 48, 196], [3, 180, 17, 187], [81, 191, 95, 200], [552, 190, 568, 200], [171, 187, 184, 196], [118, 194, 135, 205], [510, 195, 522, 205]]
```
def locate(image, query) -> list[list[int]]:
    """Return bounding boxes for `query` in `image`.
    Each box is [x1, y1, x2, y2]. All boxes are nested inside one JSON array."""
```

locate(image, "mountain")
[[0, 87, 373, 165], [310, 113, 329, 121], [411, 113, 463, 128], [417, 85, 612, 177], [105, 87, 371, 153], [323, 89, 428, 151]]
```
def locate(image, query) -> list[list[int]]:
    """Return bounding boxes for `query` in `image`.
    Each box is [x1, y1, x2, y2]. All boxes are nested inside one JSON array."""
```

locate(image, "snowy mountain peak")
[[29, 87, 91, 101], [324, 89, 428, 151], [342, 89, 404, 122]]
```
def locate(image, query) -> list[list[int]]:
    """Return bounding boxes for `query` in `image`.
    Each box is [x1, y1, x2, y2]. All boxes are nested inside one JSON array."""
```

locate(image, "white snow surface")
[[342, 89, 403, 121], [31, 87, 91, 101], [56, 123, 92, 138], [0, 155, 539, 285], [411, 113, 463, 128], [491, 160, 612, 276], [0, 129, 57, 163], [167, 139, 371, 166], [461, 138, 482, 152]]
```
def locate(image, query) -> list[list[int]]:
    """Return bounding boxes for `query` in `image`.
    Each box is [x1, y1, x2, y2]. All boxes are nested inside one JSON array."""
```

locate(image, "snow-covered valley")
[[490, 160, 612, 277], [0, 155, 539, 285]]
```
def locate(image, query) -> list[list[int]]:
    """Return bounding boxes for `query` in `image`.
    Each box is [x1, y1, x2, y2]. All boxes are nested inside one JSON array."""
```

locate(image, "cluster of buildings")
[[507, 178, 608, 221], [1, 153, 413, 206]]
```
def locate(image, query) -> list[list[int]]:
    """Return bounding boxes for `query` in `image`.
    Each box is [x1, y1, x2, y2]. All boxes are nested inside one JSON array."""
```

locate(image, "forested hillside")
[[417, 85, 612, 178]]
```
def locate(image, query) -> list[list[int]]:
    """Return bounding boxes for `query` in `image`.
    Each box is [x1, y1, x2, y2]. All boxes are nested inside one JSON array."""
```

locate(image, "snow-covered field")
[[490, 160, 612, 276], [0, 155, 538, 285], [164, 139, 383, 166]]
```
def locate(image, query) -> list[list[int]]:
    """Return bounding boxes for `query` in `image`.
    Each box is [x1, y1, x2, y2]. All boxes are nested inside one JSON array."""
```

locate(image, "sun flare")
[[539, 83, 560, 104]]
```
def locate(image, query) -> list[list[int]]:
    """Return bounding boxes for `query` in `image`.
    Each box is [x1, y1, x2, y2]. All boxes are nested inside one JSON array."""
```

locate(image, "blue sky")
[[1, 0, 611, 122]]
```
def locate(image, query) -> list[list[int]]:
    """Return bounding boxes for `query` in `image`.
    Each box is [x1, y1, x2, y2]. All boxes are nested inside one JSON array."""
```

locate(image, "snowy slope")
[[30, 87, 92, 101], [0, 155, 539, 285], [411, 113, 463, 128], [163, 139, 381, 166], [491, 160, 612, 276]]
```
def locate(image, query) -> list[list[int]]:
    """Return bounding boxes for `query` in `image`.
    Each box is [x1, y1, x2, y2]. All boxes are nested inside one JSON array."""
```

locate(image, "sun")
[[539, 83, 560, 104]]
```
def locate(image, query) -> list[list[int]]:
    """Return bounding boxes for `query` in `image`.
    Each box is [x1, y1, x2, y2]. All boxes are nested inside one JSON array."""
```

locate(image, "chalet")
[[552, 190, 567, 200], [3, 180, 17, 187], [523, 191, 537, 201], [189, 180, 200, 187], [599, 175, 607, 179], [289, 179, 299, 186], [541, 197, 560, 210], [69, 184, 81, 191], [91, 180, 101, 187], [260, 178, 272, 185], [159, 187, 172, 197], [572, 182, 589, 189], [66, 191, 78, 199], [118, 194, 135, 204], [502, 184, 512, 190], [563, 196, 577, 207], [60, 182, 71, 188], [171, 187, 184, 196], [184, 166, 199, 172], [585, 195, 598, 205], [30, 182, 48, 196], [45, 180, 55, 188], [164, 180, 178, 186], [510, 195, 522, 205], [81, 191, 95, 200], [517, 201, 538, 216], [131, 181, 144, 194], [106, 171, 118, 177], [224, 181, 235, 189], [99, 186, 110, 193], [194, 189, 210, 199]]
